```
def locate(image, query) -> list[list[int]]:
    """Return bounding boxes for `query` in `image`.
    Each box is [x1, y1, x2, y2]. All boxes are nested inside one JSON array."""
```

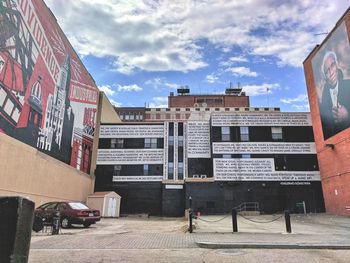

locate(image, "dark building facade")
[[95, 106, 324, 216]]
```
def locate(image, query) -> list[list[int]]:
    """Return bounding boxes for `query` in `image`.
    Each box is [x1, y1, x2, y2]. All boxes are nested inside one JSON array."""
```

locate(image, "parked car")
[[34, 202, 101, 228]]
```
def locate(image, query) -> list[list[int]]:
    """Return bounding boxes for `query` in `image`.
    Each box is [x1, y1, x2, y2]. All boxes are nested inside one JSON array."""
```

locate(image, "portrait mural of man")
[[311, 22, 350, 140]]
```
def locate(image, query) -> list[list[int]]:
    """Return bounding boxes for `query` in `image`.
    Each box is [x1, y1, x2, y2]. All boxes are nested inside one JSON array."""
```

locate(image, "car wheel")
[[61, 217, 71, 228], [83, 222, 91, 228]]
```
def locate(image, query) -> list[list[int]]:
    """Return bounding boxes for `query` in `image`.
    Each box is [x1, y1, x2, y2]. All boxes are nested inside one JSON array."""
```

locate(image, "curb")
[[196, 242, 350, 250]]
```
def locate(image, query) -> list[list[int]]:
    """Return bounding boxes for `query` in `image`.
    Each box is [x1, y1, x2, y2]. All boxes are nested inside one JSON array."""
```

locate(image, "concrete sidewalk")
[[192, 213, 350, 249], [30, 213, 350, 250], [29, 214, 350, 262]]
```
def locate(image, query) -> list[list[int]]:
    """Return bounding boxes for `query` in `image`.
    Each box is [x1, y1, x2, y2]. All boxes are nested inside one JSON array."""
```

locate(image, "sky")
[[45, 0, 350, 111]]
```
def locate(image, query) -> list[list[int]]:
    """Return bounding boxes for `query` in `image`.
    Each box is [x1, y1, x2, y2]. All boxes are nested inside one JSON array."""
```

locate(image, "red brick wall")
[[303, 9, 350, 216]]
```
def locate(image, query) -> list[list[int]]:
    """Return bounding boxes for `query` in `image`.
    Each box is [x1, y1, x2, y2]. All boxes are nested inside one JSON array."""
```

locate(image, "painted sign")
[[0, 0, 98, 173], [113, 176, 163, 182], [211, 113, 311, 126], [97, 149, 164, 165], [99, 125, 164, 138], [213, 142, 316, 154], [213, 158, 320, 181], [187, 121, 211, 158]]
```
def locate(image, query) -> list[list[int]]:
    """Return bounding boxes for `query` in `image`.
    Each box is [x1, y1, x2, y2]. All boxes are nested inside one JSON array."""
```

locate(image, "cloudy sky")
[[45, 0, 349, 110]]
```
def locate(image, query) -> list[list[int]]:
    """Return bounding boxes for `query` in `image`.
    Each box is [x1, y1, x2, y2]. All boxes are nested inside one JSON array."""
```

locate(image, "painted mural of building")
[[96, 91, 324, 216], [304, 7, 350, 216], [0, 0, 99, 173]]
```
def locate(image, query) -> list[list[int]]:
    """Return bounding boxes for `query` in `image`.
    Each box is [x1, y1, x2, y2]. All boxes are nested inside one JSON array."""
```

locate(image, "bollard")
[[0, 196, 34, 263], [52, 211, 60, 235], [189, 209, 193, 233], [284, 210, 292, 233], [232, 208, 238, 233]]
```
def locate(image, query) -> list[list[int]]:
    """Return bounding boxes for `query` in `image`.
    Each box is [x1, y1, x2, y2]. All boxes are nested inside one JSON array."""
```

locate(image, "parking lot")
[[29, 213, 350, 262]]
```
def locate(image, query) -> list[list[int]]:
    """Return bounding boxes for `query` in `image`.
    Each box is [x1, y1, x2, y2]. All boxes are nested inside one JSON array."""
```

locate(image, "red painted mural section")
[[0, 0, 98, 174]]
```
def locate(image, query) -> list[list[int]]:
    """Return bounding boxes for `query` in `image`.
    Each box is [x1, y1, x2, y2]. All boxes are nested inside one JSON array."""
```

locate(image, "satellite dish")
[[193, 103, 199, 107]]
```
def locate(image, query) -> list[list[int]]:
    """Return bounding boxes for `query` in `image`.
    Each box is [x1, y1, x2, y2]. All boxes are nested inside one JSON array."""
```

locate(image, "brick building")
[[304, 7, 350, 216]]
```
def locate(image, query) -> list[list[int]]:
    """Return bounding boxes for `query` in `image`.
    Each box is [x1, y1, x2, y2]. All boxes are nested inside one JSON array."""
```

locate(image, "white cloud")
[[98, 85, 115, 96], [117, 84, 143, 92], [242, 83, 280, 96], [109, 99, 122, 107], [145, 78, 178, 90], [225, 67, 258, 77], [220, 56, 249, 67], [206, 73, 219, 83], [149, 96, 168, 108], [291, 104, 310, 111], [45, 0, 348, 72], [280, 94, 308, 104]]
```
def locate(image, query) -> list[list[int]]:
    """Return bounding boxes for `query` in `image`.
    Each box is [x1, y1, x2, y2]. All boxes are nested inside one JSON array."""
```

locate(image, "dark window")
[[178, 122, 184, 136], [145, 138, 157, 148], [178, 162, 184, 180], [271, 127, 283, 141], [240, 127, 249, 141], [221, 126, 230, 141], [168, 163, 174, 179], [178, 136, 183, 147], [143, 164, 149, 176], [113, 165, 121, 176], [169, 122, 174, 136]]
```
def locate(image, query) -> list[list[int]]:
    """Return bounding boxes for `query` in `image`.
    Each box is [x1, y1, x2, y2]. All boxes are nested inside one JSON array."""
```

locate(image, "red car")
[[34, 202, 101, 228]]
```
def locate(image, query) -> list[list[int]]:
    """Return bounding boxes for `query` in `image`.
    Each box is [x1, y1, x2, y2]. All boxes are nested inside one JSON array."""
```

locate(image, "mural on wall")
[[0, 0, 98, 173], [311, 22, 350, 140]]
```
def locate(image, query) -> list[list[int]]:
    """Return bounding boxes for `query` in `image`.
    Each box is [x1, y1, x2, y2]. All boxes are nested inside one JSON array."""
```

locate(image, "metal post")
[[232, 208, 238, 233], [302, 201, 306, 214], [189, 209, 193, 233], [189, 196, 193, 233], [284, 210, 291, 233], [52, 211, 60, 235]]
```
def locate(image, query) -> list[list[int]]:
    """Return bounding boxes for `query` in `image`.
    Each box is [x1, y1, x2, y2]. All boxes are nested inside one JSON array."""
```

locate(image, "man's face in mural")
[[323, 53, 338, 88]]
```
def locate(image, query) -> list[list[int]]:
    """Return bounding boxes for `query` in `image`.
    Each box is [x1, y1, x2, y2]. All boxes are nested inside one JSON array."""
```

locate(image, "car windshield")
[[68, 202, 89, 210]]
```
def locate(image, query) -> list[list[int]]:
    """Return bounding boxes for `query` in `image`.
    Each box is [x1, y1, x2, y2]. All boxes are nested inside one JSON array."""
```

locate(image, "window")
[[178, 162, 184, 179], [136, 113, 140, 120], [145, 138, 157, 148], [221, 127, 230, 141], [111, 138, 123, 149], [143, 164, 149, 176], [168, 162, 174, 179], [113, 165, 121, 176], [140, 114, 144, 120], [240, 127, 249, 141], [241, 154, 251, 158], [169, 136, 174, 146], [178, 136, 183, 147], [222, 154, 231, 158], [125, 113, 130, 120], [271, 127, 283, 141], [130, 113, 135, 120]]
